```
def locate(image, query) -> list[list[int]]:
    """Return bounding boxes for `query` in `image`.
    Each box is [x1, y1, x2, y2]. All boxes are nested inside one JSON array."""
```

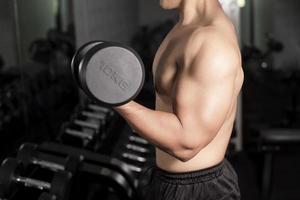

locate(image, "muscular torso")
[[152, 17, 244, 172]]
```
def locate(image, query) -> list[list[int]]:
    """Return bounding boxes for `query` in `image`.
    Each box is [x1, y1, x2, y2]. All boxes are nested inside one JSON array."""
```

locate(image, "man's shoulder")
[[185, 26, 239, 64], [181, 26, 240, 76], [187, 25, 237, 53]]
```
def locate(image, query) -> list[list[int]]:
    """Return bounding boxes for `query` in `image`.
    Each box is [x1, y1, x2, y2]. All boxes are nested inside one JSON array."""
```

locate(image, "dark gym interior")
[[0, 0, 300, 199]]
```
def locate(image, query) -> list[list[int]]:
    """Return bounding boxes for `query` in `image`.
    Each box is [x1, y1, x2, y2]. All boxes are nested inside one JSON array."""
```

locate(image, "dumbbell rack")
[[0, 102, 155, 200], [41, 120, 155, 193]]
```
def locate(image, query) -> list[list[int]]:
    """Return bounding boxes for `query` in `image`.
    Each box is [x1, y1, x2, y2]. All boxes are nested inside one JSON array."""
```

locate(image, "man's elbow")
[[173, 148, 202, 162], [173, 135, 213, 162]]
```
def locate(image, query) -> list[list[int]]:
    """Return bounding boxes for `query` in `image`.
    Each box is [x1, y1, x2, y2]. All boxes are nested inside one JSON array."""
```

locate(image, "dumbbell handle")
[[125, 164, 142, 173], [32, 159, 65, 171], [129, 136, 148, 145], [88, 104, 111, 113], [65, 128, 94, 140], [82, 111, 106, 120], [122, 153, 147, 163], [74, 119, 100, 130], [14, 176, 51, 190], [126, 144, 149, 153]]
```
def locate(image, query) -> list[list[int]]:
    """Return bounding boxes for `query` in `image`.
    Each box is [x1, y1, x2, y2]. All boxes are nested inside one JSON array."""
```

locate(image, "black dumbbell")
[[75, 104, 111, 125], [87, 104, 114, 117], [80, 110, 106, 123], [121, 153, 147, 163], [65, 128, 94, 140], [70, 117, 110, 147], [72, 111, 104, 128], [119, 136, 152, 174], [59, 122, 97, 148], [117, 151, 147, 174], [71, 41, 145, 106], [125, 143, 150, 154], [117, 140, 148, 168], [123, 163, 143, 173], [120, 152, 147, 167], [0, 158, 71, 200], [121, 155, 146, 174], [86, 104, 115, 124], [73, 107, 107, 128], [17, 143, 82, 174], [128, 135, 149, 146], [71, 40, 105, 88], [74, 119, 100, 131], [70, 114, 102, 133]]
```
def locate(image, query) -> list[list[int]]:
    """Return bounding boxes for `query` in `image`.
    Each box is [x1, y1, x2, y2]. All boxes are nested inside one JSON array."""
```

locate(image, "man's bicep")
[[172, 62, 236, 149], [174, 74, 234, 129]]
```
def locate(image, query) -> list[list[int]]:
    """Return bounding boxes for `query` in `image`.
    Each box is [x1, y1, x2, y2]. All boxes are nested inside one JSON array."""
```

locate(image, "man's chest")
[[152, 42, 179, 97], [152, 26, 201, 96]]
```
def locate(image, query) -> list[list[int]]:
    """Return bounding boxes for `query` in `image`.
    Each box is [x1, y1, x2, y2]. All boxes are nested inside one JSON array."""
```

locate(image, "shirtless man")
[[115, 0, 243, 199]]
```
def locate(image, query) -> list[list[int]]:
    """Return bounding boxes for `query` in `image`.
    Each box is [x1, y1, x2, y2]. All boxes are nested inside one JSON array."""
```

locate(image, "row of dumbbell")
[[57, 103, 115, 151], [112, 127, 155, 182], [0, 143, 82, 200], [0, 102, 115, 200], [36, 121, 156, 200], [0, 105, 153, 200], [63, 103, 156, 183], [0, 139, 153, 200], [0, 141, 140, 200]]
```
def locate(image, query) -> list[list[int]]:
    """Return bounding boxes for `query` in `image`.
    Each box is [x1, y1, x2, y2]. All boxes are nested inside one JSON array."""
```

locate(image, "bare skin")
[[115, 0, 244, 173]]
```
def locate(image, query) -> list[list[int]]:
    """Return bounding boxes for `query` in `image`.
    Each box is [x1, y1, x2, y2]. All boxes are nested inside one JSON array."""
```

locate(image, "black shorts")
[[138, 159, 240, 200]]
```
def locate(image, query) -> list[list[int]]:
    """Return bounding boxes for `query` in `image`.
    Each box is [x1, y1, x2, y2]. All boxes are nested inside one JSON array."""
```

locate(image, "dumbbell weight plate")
[[72, 42, 145, 106], [64, 156, 83, 174], [18, 143, 65, 172], [50, 171, 72, 200], [71, 41, 105, 89], [17, 143, 38, 168], [18, 143, 82, 174], [0, 158, 20, 198], [0, 158, 71, 200]]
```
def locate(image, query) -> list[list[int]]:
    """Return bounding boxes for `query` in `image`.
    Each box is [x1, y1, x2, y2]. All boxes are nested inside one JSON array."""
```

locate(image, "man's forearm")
[[114, 101, 189, 159]]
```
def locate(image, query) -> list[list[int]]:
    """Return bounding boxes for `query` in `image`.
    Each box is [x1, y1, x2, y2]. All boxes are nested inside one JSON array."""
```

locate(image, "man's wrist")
[[114, 101, 135, 112]]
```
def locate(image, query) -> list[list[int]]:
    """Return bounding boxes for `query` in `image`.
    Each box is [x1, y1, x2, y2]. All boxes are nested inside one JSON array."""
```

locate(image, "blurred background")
[[0, 0, 299, 200]]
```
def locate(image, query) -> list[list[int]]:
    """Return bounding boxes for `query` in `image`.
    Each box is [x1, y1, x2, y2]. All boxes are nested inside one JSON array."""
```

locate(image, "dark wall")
[[138, 0, 177, 26], [242, 0, 300, 69], [0, 1, 17, 67], [73, 0, 139, 46], [272, 0, 300, 69], [17, 0, 58, 63]]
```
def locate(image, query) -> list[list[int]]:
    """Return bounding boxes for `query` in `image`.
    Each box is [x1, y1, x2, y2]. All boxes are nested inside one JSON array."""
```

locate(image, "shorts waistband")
[[153, 160, 225, 185]]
